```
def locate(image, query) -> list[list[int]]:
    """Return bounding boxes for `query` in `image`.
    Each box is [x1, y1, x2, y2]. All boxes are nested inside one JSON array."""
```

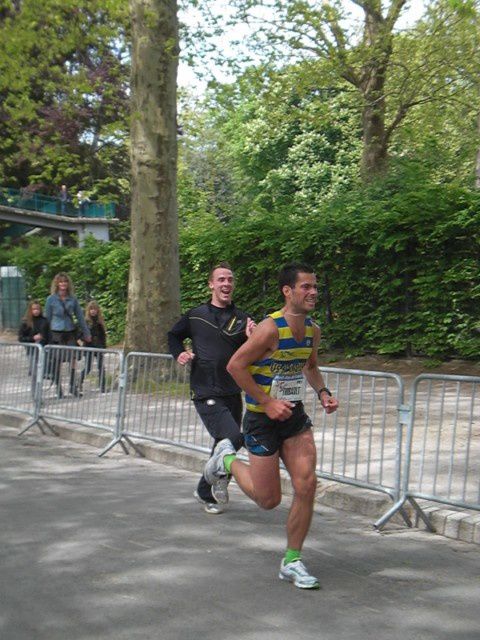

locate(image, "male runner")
[[167, 262, 255, 514], [204, 263, 338, 588]]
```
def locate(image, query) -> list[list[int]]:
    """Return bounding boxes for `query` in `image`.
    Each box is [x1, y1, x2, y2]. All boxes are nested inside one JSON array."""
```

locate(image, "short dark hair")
[[208, 261, 233, 281], [278, 263, 315, 293]]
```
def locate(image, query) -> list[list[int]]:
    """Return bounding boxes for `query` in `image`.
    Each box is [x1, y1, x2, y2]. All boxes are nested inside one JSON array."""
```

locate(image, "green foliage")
[[2, 0, 480, 362], [0, 0, 130, 200], [176, 7, 480, 360], [177, 158, 480, 359], [214, 64, 362, 212]]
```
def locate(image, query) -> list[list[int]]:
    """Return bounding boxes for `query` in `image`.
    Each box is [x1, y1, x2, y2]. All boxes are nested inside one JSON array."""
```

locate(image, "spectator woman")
[[45, 273, 91, 398], [79, 300, 107, 393]]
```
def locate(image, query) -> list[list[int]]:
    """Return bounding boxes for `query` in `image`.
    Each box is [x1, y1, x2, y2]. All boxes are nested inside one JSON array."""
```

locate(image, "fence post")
[[374, 383, 434, 532], [17, 345, 57, 436], [98, 352, 144, 457]]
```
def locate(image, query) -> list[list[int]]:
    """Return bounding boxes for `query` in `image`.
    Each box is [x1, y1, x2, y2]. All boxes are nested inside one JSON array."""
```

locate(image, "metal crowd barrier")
[[110, 360, 412, 523], [377, 373, 480, 529], [106, 352, 208, 456], [311, 368, 405, 498], [2, 342, 479, 531], [0, 341, 43, 421], [36, 345, 123, 437]]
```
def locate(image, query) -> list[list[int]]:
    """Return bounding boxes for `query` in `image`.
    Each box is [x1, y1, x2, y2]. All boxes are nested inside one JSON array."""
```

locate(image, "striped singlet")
[[245, 310, 315, 413]]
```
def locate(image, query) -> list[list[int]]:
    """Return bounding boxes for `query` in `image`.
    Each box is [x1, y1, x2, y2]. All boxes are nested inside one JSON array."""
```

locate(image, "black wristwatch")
[[317, 387, 332, 400]]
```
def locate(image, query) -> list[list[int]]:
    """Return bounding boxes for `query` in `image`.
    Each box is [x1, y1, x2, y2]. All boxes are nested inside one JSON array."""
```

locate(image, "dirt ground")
[[2, 328, 479, 380]]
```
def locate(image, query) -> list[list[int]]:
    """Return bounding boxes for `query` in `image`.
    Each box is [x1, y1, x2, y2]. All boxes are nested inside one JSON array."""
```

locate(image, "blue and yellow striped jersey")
[[246, 310, 315, 413]]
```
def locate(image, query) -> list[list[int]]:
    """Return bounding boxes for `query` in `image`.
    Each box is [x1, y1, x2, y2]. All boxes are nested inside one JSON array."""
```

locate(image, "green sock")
[[284, 548, 301, 565], [223, 454, 236, 474]]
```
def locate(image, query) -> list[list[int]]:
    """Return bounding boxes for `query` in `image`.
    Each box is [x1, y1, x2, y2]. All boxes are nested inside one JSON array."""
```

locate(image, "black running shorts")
[[242, 402, 312, 456]]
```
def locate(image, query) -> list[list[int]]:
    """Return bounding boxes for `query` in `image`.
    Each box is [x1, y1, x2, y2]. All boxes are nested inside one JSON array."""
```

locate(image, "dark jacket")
[[87, 318, 107, 349], [167, 302, 250, 399], [18, 315, 49, 346]]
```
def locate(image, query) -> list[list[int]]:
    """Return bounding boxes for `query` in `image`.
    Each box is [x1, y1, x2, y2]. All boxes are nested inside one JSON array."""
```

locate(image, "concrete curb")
[[2, 410, 479, 546]]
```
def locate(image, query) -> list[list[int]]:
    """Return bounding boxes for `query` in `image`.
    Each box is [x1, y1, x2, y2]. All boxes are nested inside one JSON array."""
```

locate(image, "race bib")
[[270, 374, 306, 402]]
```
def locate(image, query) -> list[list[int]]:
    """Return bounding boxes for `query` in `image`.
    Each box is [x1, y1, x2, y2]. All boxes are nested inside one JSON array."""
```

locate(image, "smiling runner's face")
[[209, 268, 235, 308]]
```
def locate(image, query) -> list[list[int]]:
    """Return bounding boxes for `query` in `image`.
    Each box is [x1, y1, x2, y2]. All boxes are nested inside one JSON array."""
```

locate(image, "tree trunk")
[[358, 7, 392, 179], [360, 87, 388, 179], [125, 0, 180, 354]]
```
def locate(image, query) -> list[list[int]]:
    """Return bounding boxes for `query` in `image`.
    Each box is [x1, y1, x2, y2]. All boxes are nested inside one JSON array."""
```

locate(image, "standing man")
[[58, 185, 69, 215], [205, 263, 339, 589], [167, 261, 255, 514]]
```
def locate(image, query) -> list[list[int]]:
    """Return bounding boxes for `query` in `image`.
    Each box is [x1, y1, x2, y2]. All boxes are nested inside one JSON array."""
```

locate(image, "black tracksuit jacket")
[[167, 301, 250, 399]]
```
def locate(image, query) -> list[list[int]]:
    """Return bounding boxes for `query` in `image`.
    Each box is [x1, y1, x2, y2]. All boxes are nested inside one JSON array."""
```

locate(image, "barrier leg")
[[98, 437, 126, 457], [123, 435, 145, 457], [374, 495, 434, 532], [408, 496, 435, 533], [18, 416, 58, 437], [374, 497, 412, 530], [98, 434, 145, 458]]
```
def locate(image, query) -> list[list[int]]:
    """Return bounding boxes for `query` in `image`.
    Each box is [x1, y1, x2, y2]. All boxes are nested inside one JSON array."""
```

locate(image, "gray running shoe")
[[193, 490, 225, 515], [204, 438, 235, 484], [279, 559, 320, 590], [211, 474, 230, 505]]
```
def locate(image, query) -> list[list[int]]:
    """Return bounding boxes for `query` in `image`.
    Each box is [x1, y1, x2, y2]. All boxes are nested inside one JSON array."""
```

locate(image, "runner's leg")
[[194, 396, 243, 502], [280, 428, 317, 551], [230, 452, 281, 508]]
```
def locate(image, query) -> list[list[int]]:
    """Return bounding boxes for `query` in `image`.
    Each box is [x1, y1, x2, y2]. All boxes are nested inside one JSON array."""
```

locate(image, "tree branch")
[[350, 0, 383, 22], [322, 3, 361, 86], [385, 0, 409, 31]]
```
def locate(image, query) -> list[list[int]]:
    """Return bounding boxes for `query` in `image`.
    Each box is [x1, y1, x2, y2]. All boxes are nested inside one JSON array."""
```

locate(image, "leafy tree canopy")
[[0, 0, 130, 203]]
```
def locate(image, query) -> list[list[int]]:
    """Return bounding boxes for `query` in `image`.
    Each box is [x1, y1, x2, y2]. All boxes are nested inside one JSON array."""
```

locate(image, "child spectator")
[[79, 301, 107, 393], [18, 300, 49, 394], [18, 300, 49, 346]]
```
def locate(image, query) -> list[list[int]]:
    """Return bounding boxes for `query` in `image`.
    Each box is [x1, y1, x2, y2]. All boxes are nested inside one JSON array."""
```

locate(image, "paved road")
[[1, 425, 479, 640]]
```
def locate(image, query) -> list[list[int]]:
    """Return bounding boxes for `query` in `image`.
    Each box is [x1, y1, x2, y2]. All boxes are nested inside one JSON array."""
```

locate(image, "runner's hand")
[[321, 394, 339, 414], [177, 350, 195, 366], [264, 398, 294, 421], [245, 317, 256, 338]]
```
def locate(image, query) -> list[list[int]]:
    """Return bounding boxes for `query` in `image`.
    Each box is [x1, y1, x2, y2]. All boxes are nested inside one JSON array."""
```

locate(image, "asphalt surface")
[[1, 424, 479, 640]]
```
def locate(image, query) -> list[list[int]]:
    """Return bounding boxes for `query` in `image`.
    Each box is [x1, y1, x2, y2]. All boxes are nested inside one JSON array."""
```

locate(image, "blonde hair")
[[85, 300, 105, 329], [23, 300, 43, 329], [51, 272, 74, 295]]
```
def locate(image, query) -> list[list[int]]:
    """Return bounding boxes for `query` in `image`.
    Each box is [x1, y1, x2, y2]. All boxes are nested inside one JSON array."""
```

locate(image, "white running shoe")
[[193, 490, 225, 515], [279, 559, 320, 590], [203, 439, 236, 505], [204, 437, 235, 479]]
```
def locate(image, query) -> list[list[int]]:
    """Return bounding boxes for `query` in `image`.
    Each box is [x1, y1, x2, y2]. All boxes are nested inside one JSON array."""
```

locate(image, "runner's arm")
[[167, 314, 194, 365], [303, 325, 339, 414], [227, 318, 294, 420]]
